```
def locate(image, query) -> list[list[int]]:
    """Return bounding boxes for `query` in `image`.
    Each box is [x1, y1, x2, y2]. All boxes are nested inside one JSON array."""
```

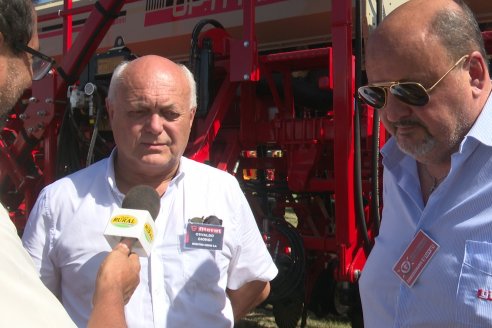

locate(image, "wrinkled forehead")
[[365, 0, 459, 66], [365, 23, 448, 83], [118, 69, 188, 103]]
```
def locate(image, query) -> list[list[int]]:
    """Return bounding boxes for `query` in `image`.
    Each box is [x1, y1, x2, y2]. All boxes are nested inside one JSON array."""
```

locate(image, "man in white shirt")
[[23, 55, 278, 327], [0, 1, 140, 327]]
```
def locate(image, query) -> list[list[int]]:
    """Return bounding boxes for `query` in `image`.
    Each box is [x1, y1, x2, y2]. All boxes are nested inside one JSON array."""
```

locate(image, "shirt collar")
[[460, 90, 492, 149], [381, 137, 408, 171], [105, 149, 187, 197], [106, 148, 124, 202]]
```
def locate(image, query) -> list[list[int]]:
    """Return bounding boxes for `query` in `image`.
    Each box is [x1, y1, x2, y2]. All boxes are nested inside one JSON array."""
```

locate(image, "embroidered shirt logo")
[[477, 289, 492, 301]]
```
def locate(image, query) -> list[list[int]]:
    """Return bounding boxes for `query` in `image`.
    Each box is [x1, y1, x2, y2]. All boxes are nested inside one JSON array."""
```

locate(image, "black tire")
[[272, 297, 304, 328]]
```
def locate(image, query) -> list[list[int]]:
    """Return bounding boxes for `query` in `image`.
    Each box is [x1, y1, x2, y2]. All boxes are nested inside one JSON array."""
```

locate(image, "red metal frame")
[[63, 0, 73, 53], [331, 0, 360, 282], [185, 0, 373, 284], [0, 0, 127, 229]]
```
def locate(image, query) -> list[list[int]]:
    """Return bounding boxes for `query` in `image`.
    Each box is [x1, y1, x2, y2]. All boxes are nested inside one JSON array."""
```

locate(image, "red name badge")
[[393, 230, 439, 287]]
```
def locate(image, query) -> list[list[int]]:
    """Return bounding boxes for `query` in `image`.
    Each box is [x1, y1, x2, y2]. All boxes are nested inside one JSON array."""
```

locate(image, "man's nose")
[[146, 113, 164, 134], [382, 93, 413, 122]]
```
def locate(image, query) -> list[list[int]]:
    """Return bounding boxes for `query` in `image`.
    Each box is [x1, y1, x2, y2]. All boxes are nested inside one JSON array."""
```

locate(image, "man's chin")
[[139, 155, 176, 169], [397, 138, 436, 159], [140, 159, 169, 168]]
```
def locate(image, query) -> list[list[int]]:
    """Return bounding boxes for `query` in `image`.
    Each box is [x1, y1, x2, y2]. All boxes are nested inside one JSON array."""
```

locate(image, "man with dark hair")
[[0, 0, 37, 114], [0, 1, 140, 326], [358, 0, 492, 326]]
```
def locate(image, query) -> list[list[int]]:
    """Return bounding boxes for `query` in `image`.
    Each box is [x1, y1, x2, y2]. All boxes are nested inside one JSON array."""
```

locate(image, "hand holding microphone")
[[104, 185, 161, 256], [93, 243, 140, 305], [88, 243, 141, 328]]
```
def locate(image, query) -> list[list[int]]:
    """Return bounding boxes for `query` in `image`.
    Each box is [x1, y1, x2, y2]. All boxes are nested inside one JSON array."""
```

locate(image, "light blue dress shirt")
[[360, 93, 492, 328]]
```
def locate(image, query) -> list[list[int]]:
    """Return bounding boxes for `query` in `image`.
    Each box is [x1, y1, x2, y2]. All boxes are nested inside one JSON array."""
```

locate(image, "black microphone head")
[[122, 185, 160, 220]]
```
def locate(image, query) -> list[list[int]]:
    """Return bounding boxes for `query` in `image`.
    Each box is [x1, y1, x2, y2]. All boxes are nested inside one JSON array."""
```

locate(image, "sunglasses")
[[15, 43, 56, 81], [358, 55, 469, 109]]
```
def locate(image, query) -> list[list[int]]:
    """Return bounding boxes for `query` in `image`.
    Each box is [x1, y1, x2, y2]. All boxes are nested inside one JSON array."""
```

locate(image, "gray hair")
[[180, 63, 197, 109], [106, 60, 197, 109], [430, 0, 488, 62], [0, 0, 34, 54]]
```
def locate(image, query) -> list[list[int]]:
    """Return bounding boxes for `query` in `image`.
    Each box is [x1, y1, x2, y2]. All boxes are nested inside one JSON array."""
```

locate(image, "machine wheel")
[[308, 266, 337, 317], [272, 296, 304, 328]]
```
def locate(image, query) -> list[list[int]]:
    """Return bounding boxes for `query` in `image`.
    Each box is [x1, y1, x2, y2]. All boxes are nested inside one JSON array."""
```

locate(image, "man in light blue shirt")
[[357, 0, 492, 326]]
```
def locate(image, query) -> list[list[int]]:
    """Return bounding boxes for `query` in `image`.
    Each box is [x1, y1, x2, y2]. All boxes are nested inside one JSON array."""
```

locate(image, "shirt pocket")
[[456, 240, 492, 327], [181, 248, 221, 284]]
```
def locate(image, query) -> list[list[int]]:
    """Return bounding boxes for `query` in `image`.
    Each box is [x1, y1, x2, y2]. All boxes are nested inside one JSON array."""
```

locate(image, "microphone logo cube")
[[104, 208, 156, 257], [144, 223, 154, 242], [111, 215, 138, 227]]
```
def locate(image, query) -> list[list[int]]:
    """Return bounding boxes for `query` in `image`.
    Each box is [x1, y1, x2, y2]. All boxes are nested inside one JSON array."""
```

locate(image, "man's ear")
[[467, 51, 488, 96], [189, 107, 196, 128], [106, 98, 114, 122]]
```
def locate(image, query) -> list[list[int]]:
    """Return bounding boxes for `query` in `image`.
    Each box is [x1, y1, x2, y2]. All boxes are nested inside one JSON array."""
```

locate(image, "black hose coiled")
[[267, 218, 306, 303]]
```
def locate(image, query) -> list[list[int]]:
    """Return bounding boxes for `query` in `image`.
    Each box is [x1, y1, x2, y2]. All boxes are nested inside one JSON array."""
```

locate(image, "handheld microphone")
[[104, 185, 160, 257]]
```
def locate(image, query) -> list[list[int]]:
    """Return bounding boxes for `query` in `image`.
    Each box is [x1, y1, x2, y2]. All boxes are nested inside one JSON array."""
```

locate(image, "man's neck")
[[114, 160, 178, 196]]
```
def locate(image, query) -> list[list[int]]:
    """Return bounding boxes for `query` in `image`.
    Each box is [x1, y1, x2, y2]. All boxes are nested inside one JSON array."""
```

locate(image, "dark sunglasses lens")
[[358, 86, 386, 108], [32, 57, 53, 81], [391, 83, 429, 106]]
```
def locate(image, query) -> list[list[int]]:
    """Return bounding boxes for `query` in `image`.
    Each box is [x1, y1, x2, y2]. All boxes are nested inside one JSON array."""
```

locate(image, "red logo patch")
[[477, 289, 492, 301]]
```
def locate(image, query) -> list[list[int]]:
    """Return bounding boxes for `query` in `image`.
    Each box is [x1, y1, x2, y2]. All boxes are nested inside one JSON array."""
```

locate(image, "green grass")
[[235, 306, 351, 328]]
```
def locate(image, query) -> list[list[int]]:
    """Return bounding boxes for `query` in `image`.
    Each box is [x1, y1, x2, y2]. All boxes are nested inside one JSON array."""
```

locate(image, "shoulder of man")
[[182, 156, 237, 182], [40, 158, 110, 200]]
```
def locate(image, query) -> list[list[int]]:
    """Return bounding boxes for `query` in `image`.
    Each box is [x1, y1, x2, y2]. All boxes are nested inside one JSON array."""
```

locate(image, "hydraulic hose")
[[354, 0, 372, 253]]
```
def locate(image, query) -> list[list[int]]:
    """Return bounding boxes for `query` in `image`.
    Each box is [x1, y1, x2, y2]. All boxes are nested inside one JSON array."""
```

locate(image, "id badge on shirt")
[[393, 229, 439, 287], [185, 222, 224, 250]]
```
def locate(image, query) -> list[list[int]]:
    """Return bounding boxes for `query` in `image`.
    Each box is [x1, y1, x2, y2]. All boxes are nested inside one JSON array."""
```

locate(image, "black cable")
[[189, 19, 224, 72], [86, 89, 103, 167], [56, 101, 82, 178], [188, 19, 224, 117], [268, 218, 305, 303], [370, 0, 384, 236], [354, 0, 372, 253]]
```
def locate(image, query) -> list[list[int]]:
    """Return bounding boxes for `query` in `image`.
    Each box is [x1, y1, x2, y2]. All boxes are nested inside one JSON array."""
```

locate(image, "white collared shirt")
[[22, 153, 278, 327], [0, 204, 76, 327]]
